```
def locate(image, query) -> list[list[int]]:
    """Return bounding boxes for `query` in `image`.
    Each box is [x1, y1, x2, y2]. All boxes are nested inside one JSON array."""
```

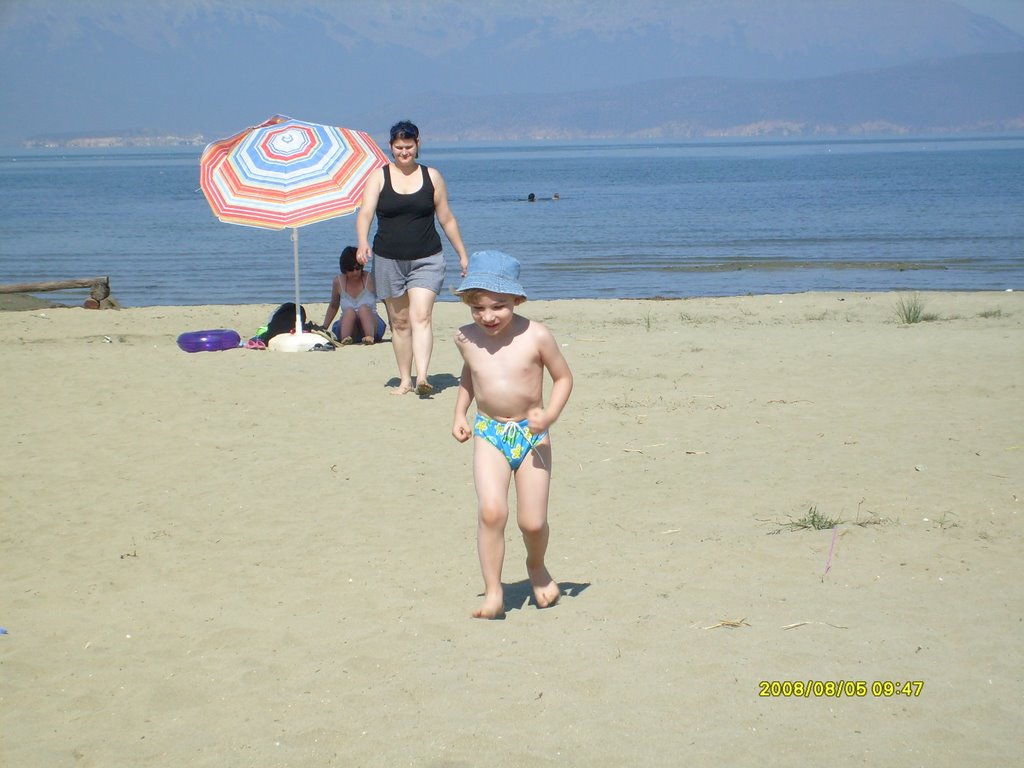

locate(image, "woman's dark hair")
[[389, 120, 419, 143], [340, 246, 360, 273]]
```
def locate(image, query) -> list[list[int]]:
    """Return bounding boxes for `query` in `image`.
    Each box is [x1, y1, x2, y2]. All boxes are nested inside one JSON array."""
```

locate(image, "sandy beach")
[[1, 291, 1021, 767]]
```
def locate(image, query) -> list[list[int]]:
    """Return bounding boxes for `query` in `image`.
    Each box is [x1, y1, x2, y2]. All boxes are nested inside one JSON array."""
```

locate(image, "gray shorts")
[[372, 251, 446, 299]]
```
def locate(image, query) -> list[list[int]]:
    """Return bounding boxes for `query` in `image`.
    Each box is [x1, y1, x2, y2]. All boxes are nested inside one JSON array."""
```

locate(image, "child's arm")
[[322, 277, 342, 328], [527, 326, 573, 434], [452, 361, 475, 442]]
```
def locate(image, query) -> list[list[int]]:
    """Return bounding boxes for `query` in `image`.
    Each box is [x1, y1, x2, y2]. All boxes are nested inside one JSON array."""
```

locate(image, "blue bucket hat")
[[455, 251, 527, 298]]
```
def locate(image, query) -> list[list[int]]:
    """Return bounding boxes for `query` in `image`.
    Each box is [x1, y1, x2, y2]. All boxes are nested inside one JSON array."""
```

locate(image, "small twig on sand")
[[623, 443, 667, 454], [822, 525, 839, 579], [703, 618, 750, 630]]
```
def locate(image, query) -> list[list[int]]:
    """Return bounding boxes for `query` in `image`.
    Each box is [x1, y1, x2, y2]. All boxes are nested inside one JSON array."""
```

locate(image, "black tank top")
[[372, 165, 443, 260]]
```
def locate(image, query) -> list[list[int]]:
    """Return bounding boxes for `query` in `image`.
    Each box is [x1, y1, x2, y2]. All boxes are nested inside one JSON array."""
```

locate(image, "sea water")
[[1, 136, 1022, 307]]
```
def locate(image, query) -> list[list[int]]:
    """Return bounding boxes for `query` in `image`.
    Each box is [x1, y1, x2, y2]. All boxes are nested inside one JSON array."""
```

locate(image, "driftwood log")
[[0, 276, 120, 309]]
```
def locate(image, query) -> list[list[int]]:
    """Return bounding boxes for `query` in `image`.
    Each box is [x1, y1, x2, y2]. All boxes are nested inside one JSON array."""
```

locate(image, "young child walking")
[[452, 251, 573, 619]]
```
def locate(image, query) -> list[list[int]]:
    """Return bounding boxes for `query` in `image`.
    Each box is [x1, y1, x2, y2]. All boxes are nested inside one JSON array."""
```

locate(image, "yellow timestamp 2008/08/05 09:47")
[[758, 680, 924, 698]]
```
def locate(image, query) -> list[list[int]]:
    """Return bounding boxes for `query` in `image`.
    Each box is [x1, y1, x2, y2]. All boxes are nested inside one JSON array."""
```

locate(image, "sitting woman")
[[323, 246, 385, 345]]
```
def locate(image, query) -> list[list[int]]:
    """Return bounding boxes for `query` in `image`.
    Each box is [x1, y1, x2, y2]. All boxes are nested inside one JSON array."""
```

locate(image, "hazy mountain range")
[[371, 52, 1024, 141], [3, 0, 1024, 145], [26, 52, 1023, 146]]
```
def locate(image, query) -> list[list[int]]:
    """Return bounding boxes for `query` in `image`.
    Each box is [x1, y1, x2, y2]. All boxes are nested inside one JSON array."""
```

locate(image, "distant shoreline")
[[20, 133, 206, 149], [2, 289, 1016, 313], [5, 132, 1024, 153]]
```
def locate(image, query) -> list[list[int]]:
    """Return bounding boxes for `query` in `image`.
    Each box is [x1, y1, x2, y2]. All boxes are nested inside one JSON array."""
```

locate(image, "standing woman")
[[356, 120, 469, 396]]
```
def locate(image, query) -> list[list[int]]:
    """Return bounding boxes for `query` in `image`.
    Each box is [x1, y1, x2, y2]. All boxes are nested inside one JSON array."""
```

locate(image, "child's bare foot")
[[528, 565, 560, 608], [472, 591, 505, 620], [415, 380, 434, 397], [391, 381, 414, 395]]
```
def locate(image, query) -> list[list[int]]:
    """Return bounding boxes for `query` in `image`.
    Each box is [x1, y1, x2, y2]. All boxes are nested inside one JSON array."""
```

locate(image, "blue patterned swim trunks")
[[473, 413, 548, 470]]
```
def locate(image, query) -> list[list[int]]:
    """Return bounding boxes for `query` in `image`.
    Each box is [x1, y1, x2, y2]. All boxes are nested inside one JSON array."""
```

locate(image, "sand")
[[1, 291, 1021, 767]]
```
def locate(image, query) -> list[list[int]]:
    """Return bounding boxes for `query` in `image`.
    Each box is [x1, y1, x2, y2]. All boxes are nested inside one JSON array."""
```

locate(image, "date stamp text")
[[758, 680, 924, 698]]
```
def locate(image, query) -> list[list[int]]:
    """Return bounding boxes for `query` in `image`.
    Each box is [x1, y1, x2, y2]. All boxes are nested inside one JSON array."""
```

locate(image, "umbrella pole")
[[291, 227, 302, 335]]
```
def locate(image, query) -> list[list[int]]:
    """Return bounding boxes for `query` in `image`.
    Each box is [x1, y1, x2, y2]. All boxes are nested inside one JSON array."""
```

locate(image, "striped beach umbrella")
[[199, 115, 387, 347]]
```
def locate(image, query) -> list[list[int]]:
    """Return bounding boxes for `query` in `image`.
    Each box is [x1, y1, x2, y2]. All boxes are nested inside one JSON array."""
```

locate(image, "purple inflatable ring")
[[176, 329, 241, 353]]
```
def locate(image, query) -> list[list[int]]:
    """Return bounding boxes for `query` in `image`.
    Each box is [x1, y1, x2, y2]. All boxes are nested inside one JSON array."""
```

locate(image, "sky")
[[0, 0, 1022, 146]]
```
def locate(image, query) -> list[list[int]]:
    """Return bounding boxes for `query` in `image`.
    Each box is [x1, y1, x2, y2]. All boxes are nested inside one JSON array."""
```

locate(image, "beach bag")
[[257, 302, 310, 343], [251, 302, 339, 348]]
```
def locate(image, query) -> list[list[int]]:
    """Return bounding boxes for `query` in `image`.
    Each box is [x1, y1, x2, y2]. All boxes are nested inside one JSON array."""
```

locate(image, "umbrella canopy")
[[199, 115, 387, 347], [200, 114, 387, 229]]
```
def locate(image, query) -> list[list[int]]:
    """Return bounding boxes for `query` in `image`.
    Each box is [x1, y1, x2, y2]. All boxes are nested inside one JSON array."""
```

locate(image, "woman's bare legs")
[[472, 437, 513, 619], [406, 287, 437, 393], [339, 308, 357, 343], [514, 440, 560, 608], [383, 294, 413, 393], [384, 287, 436, 393], [356, 304, 377, 343]]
